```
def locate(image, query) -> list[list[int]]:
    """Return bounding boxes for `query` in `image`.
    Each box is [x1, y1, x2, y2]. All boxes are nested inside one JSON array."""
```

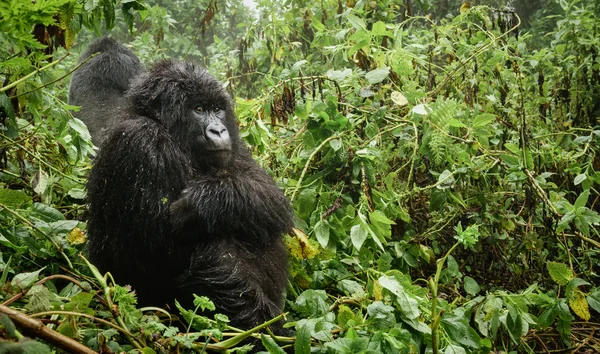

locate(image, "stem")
[[79, 254, 144, 350], [0, 54, 69, 93], [213, 313, 288, 350], [290, 134, 342, 202], [430, 241, 460, 354]]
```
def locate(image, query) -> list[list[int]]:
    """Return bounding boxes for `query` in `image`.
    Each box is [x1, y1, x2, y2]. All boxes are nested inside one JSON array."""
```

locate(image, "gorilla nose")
[[205, 122, 232, 150]]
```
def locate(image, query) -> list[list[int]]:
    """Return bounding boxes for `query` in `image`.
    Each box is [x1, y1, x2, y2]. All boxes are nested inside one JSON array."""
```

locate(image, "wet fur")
[[83, 44, 293, 329]]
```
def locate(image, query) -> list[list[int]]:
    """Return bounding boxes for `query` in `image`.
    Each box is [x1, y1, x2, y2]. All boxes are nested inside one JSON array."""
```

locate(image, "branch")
[[0, 304, 96, 354], [0, 54, 70, 94]]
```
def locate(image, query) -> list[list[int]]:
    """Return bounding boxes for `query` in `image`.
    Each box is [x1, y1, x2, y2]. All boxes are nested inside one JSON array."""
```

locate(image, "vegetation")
[[1, 0, 600, 352]]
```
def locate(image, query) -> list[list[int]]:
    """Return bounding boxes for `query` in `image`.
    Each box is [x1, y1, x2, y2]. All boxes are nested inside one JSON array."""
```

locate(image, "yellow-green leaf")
[[569, 290, 590, 321]]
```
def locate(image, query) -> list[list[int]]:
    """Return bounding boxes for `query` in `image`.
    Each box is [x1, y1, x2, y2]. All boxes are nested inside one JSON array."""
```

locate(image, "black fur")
[[68, 37, 143, 144], [85, 56, 293, 328]]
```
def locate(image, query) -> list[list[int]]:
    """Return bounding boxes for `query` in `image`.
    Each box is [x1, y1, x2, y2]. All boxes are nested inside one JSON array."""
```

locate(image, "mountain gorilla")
[[68, 37, 143, 145], [73, 38, 294, 329]]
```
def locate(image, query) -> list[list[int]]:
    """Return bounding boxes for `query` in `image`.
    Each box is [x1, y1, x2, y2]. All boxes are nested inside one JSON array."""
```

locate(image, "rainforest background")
[[1, 0, 600, 352]]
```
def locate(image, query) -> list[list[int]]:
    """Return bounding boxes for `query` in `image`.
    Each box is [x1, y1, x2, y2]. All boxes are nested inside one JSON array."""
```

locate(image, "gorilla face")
[[127, 60, 240, 170], [189, 104, 232, 166]]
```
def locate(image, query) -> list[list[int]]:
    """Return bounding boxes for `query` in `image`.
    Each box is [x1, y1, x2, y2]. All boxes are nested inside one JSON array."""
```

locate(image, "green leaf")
[[429, 188, 447, 211], [463, 276, 481, 295], [350, 223, 368, 251], [295, 188, 316, 221], [436, 170, 455, 190], [68, 118, 92, 140], [84, 0, 99, 11], [64, 292, 94, 312], [327, 69, 352, 81], [311, 16, 325, 31], [501, 154, 520, 168], [365, 67, 390, 84], [261, 334, 286, 353], [337, 279, 366, 297], [12, 269, 44, 290], [504, 143, 520, 155], [367, 301, 396, 329], [0, 189, 31, 208], [369, 210, 395, 226], [337, 305, 360, 328], [25, 285, 53, 313], [174, 300, 213, 331], [371, 21, 392, 36], [292, 290, 329, 317], [587, 289, 600, 313], [57, 321, 78, 338], [448, 118, 466, 127], [524, 148, 534, 170], [547, 261, 573, 286], [574, 190, 590, 209], [30, 203, 65, 222], [574, 173, 586, 185], [67, 188, 86, 199], [359, 213, 386, 251], [505, 304, 526, 344], [378, 275, 420, 319], [314, 220, 330, 248], [329, 139, 342, 151], [0, 340, 51, 354], [472, 113, 496, 128], [325, 337, 369, 353], [346, 13, 366, 30], [193, 295, 216, 312], [294, 324, 311, 354], [538, 304, 559, 328], [444, 345, 467, 354]]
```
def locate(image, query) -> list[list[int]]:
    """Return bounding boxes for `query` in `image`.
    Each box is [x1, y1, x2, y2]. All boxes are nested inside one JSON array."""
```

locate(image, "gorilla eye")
[[194, 106, 204, 112], [213, 106, 221, 112]]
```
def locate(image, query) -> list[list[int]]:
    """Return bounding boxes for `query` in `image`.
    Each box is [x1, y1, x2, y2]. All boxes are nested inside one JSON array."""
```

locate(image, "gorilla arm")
[[169, 154, 293, 246], [169, 153, 294, 326], [86, 118, 191, 280]]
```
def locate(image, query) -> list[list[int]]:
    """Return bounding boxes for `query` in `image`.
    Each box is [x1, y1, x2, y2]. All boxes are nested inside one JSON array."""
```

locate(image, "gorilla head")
[[68, 37, 143, 145], [126, 61, 240, 169]]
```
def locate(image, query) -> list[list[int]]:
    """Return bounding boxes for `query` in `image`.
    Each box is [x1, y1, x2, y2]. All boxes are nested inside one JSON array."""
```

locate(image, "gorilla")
[[76, 38, 294, 329], [68, 37, 143, 144]]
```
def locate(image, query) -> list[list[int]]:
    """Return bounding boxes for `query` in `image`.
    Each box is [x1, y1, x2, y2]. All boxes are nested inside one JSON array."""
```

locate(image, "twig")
[[0, 54, 70, 93], [9, 52, 82, 99], [29, 310, 136, 339], [0, 305, 96, 354], [0, 133, 86, 184], [3, 274, 87, 306], [290, 134, 342, 202]]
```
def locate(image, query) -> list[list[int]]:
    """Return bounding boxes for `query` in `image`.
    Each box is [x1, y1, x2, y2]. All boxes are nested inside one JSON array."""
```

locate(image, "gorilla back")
[[86, 58, 294, 329], [68, 37, 143, 144]]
